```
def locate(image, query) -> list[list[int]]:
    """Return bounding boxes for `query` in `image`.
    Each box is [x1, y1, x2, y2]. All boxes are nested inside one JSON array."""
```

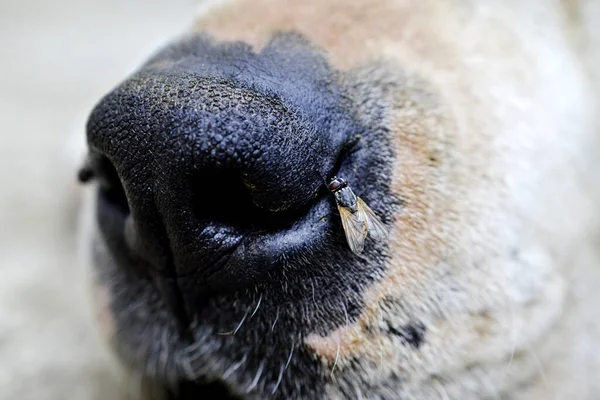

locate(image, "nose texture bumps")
[[86, 33, 363, 295]]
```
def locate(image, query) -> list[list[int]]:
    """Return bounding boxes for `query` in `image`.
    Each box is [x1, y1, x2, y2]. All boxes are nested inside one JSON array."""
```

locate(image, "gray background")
[[0, 1, 199, 398]]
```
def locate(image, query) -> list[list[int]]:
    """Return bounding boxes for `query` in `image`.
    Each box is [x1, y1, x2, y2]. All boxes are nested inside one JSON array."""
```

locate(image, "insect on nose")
[[83, 33, 366, 304], [86, 80, 356, 289]]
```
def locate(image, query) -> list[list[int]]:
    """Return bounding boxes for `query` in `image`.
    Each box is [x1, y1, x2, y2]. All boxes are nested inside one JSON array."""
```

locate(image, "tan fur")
[[187, 1, 600, 398]]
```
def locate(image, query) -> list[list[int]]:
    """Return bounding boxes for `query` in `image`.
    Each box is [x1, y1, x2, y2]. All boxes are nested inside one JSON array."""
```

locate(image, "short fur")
[[81, 0, 600, 399]]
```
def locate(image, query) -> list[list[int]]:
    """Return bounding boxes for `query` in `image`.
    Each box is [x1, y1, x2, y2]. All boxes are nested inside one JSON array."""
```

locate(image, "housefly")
[[328, 177, 387, 254]]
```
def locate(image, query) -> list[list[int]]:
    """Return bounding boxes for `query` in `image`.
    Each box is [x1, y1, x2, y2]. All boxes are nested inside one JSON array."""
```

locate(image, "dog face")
[[80, 0, 600, 399], [85, 31, 398, 398]]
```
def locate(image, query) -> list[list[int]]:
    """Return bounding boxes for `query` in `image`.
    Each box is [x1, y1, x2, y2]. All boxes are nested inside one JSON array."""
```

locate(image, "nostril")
[[191, 169, 309, 232], [82, 32, 378, 300], [91, 154, 130, 214]]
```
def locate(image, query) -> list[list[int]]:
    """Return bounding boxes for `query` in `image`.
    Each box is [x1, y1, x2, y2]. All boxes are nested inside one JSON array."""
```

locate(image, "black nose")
[[85, 34, 362, 302]]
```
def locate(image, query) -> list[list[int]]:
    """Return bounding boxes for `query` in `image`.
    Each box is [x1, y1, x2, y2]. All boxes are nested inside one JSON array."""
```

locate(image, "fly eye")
[[328, 177, 348, 192], [328, 180, 342, 192]]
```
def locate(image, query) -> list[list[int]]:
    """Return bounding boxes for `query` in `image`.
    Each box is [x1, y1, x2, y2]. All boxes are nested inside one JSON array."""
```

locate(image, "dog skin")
[[80, 0, 600, 399]]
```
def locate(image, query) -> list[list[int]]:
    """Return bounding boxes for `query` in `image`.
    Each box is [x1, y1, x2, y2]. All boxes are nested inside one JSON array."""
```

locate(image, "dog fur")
[[81, 0, 600, 398]]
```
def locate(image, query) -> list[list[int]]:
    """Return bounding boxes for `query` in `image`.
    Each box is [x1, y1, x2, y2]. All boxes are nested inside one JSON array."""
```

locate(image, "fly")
[[328, 177, 388, 254]]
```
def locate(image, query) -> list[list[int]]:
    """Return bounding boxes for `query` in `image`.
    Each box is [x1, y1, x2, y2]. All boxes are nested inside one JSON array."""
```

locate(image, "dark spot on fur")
[[389, 322, 426, 349], [427, 150, 441, 167]]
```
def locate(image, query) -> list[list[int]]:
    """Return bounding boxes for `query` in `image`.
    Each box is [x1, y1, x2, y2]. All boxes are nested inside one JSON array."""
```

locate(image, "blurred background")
[[0, 1, 201, 398]]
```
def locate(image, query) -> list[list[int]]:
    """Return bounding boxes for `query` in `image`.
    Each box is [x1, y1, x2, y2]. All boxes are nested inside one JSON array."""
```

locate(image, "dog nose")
[[84, 34, 362, 300], [89, 73, 335, 211]]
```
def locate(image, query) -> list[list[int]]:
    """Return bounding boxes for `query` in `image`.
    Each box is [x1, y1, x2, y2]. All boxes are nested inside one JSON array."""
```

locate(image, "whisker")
[[222, 355, 247, 380], [246, 360, 266, 392], [331, 296, 349, 378], [217, 310, 249, 335], [331, 336, 341, 378], [285, 337, 295, 370], [233, 311, 249, 335], [250, 294, 263, 318], [271, 307, 280, 331], [271, 364, 286, 395]]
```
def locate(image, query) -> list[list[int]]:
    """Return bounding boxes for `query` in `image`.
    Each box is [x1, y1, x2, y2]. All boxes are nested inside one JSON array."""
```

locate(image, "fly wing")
[[338, 204, 368, 254], [356, 197, 388, 240]]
